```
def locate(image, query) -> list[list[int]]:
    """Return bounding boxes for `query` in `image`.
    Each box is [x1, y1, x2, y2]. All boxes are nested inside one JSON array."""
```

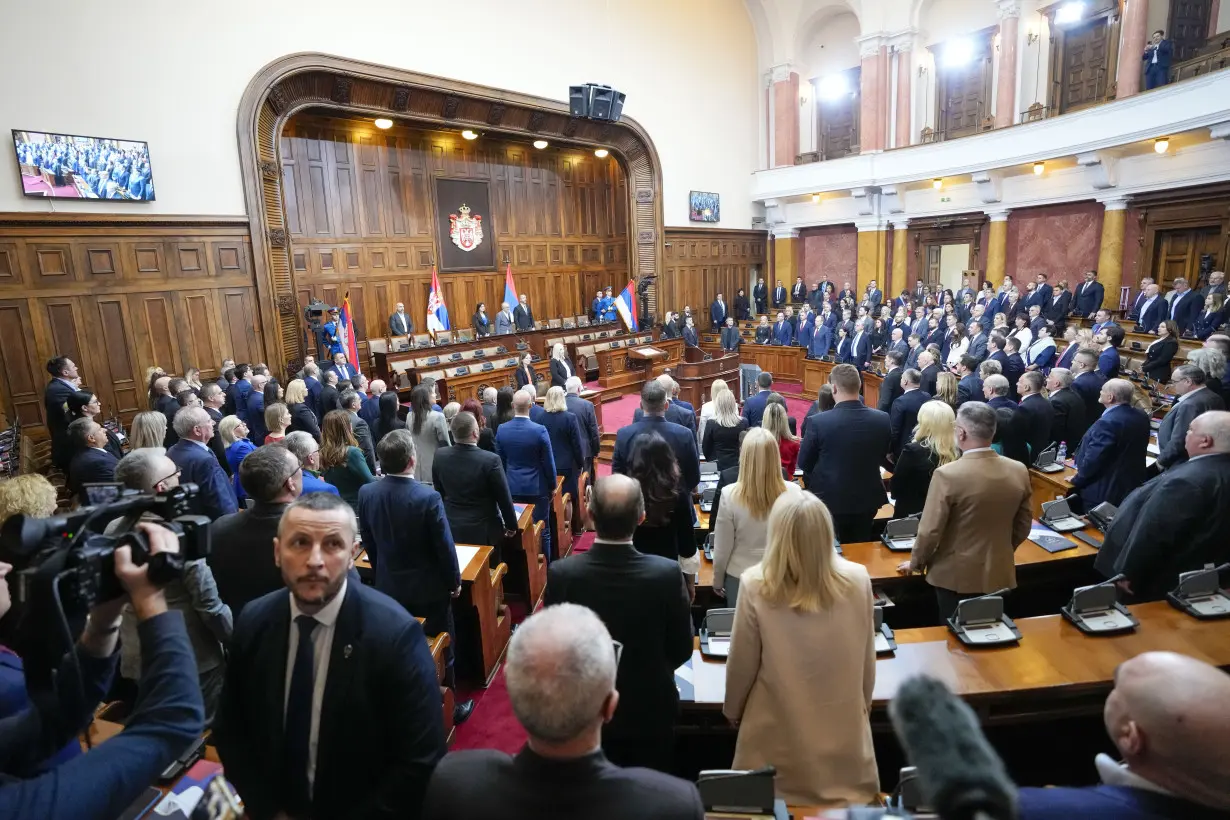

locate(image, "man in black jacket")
[[956, 355, 984, 406], [798, 364, 891, 543], [1046, 368, 1088, 451], [1016, 371, 1056, 462], [544, 475, 693, 772], [200, 383, 232, 475], [565, 378, 601, 477], [342, 389, 378, 473], [1095, 410, 1230, 600], [888, 369, 929, 459], [432, 411, 518, 555], [720, 316, 741, 352], [44, 355, 79, 469], [1156, 365, 1225, 470], [317, 370, 342, 418], [66, 418, 119, 504], [421, 603, 704, 820], [614, 381, 699, 492], [877, 351, 904, 413], [753, 277, 768, 314]]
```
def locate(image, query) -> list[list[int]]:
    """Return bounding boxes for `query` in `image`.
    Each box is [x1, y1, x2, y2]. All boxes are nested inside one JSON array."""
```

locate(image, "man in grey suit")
[[495, 301, 515, 335], [565, 377, 601, 477], [389, 302, 414, 337], [1157, 364, 1225, 470], [342, 389, 377, 473], [481, 387, 499, 429]]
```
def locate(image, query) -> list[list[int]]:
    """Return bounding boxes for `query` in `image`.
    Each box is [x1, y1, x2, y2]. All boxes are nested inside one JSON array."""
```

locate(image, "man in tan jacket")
[[898, 400, 1033, 621]]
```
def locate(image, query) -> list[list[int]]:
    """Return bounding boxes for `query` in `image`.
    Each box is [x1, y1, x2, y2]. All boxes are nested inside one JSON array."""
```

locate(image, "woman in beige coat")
[[723, 491, 879, 806]]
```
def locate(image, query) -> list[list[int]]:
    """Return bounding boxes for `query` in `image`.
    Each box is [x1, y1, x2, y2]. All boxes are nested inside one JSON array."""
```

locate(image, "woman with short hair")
[[219, 415, 255, 505], [723, 490, 878, 806], [701, 388, 747, 472], [319, 409, 376, 506], [263, 402, 291, 445], [891, 400, 960, 518]]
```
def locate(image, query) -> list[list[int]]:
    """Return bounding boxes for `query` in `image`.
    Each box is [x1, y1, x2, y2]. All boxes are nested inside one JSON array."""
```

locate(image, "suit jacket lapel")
[[315, 585, 363, 793], [263, 599, 292, 763]]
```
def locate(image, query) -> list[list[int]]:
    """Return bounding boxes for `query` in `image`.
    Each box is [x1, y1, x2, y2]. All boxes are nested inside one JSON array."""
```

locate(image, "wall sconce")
[[1026, 27, 1040, 45], [799, 92, 809, 106]]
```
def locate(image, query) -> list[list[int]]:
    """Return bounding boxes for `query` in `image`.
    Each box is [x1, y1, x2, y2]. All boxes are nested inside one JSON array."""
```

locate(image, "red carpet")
[[453, 666, 527, 753]]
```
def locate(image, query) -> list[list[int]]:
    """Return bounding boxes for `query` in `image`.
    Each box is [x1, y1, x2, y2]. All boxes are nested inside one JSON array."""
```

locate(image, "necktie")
[[286, 615, 318, 810]]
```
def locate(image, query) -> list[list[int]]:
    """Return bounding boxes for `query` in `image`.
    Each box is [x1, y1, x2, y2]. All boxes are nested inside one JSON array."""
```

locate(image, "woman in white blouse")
[[944, 321, 969, 369], [1010, 313, 1033, 351]]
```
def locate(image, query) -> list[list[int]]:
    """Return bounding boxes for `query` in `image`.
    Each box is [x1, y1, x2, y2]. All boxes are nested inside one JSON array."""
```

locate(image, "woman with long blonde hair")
[[724, 491, 878, 805], [701, 387, 747, 471], [129, 411, 168, 450], [890, 400, 960, 518], [933, 371, 959, 411], [698, 378, 730, 442], [712, 427, 800, 608], [762, 402, 798, 476]]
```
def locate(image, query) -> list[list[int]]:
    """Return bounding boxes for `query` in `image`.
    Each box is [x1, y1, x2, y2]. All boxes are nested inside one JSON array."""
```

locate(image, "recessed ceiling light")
[[1033, 161, 1045, 175], [462, 130, 478, 140], [932, 178, 943, 190], [1154, 137, 1170, 153], [533, 139, 549, 149], [374, 118, 393, 130], [594, 148, 609, 158]]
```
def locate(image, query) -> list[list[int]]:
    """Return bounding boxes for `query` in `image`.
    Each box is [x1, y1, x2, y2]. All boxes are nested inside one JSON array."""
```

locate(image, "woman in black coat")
[[890, 401, 960, 518], [541, 387, 585, 514], [701, 390, 747, 471], [285, 378, 321, 441], [514, 353, 537, 391], [627, 433, 697, 572], [734, 288, 751, 321], [548, 343, 576, 388], [473, 302, 491, 338], [1141, 320, 1180, 383], [374, 390, 406, 445]]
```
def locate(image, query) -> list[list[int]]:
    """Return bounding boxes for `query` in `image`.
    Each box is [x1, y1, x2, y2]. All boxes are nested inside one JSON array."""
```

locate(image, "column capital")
[[768, 62, 800, 84], [1098, 197, 1129, 212], [856, 33, 887, 60], [997, 0, 1022, 19], [855, 218, 888, 232], [889, 217, 910, 231], [772, 226, 800, 239], [887, 29, 919, 52], [985, 208, 1011, 222]]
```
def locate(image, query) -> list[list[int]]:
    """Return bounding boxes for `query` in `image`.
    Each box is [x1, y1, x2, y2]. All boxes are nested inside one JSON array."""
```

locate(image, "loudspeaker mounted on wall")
[[568, 83, 626, 122]]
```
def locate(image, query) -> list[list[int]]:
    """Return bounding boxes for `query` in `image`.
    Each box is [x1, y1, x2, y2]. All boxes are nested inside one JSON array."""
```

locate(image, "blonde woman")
[[549, 341, 575, 387], [697, 378, 730, 442], [284, 378, 320, 440], [890, 401, 960, 518], [129, 410, 168, 450], [762, 402, 799, 476], [723, 491, 878, 805], [701, 388, 747, 471], [933, 371, 959, 411], [712, 428, 801, 608], [219, 415, 256, 504], [0, 473, 59, 526], [263, 401, 291, 445]]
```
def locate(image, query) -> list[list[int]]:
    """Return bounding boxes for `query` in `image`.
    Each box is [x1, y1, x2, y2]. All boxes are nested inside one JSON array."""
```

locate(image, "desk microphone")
[[889, 675, 1017, 820]]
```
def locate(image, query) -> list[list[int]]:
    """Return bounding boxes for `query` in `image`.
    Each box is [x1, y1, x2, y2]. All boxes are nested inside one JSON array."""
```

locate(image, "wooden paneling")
[[1134, 185, 1230, 292], [660, 228, 769, 327], [0, 215, 261, 432], [1169, 0, 1214, 63], [281, 114, 630, 353]]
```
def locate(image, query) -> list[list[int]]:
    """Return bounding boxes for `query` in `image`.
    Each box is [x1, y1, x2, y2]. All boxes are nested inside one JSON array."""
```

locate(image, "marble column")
[[773, 227, 800, 285], [986, 210, 1010, 283], [770, 64, 800, 167], [891, 219, 909, 296], [1115, 0, 1149, 98], [1096, 199, 1127, 310], [895, 45, 913, 147], [857, 222, 888, 295], [858, 35, 886, 152], [996, 0, 1021, 128]]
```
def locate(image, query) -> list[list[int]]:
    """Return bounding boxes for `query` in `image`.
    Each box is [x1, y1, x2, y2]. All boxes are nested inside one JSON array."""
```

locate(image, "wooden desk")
[[738, 344, 807, 383], [595, 336, 683, 390], [453, 544, 512, 685], [1029, 465, 1076, 519], [674, 352, 740, 411], [802, 357, 835, 394], [501, 502, 546, 609], [682, 601, 1230, 724]]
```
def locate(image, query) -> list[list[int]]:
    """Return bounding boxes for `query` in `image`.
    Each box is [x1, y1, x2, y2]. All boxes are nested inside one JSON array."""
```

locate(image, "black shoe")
[[453, 699, 476, 725]]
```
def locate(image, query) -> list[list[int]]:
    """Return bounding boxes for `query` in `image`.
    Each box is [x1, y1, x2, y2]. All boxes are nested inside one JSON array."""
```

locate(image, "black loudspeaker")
[[569, 85, 593, 118], [590, 85, 626, 122]]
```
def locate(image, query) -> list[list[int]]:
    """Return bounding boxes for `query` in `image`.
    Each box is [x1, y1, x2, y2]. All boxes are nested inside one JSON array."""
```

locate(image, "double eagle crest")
[[448, 203, 484, 252]]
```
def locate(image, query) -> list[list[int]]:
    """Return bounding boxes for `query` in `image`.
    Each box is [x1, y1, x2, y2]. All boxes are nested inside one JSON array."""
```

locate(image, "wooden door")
[[936, 36, 993, 139], [817, 68, 860, 159], [1154, 227, 1221, 289], [1060, 18, 1110, 112], [925, 245, 942, 285], [1169, 0, 1213, 63]]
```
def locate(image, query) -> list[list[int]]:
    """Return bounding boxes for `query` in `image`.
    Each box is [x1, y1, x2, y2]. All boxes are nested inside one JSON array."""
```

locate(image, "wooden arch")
[[237, 52, 665, 368]]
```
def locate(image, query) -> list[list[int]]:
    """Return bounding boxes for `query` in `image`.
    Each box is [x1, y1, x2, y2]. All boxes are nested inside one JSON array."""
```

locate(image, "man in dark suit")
[[226, 364, 252, 421], [772, 280, 786, 309], [1072, 379, 1151, 510], [849, 320, 872, 371], [1134, 283, 1166, 333], [1156, 364, 1225, 469], [44, 355, 79, 469], [388, 302, 414, 337], [877, 352, 905, 413], [709, 293, 727, 330], [543, 475, 693, 772], [479, 386, 498, 429], [565, 378, 601, 476], [615, 381, 700, 493], [213, 492, 447, 820], [790, 276, 806, 303], [983, 374, 1018, 414], [1095, 410, 1230, 601], [956, 355, 984, 406], [1030, 273, 1053, 309], [66, 418, 119, 504], [904, 333, 923, 369], [1016, 371, 1055, 462], [342, 390, 377, 473], [967, 320, 989, 361], [1143, 29, 1173, 89], [1004, 337, 1028, 398], [362, 380, 385, 430], [888, 327, 908, 360], [770, 311, 792, 345], [1071, 349, 1108, 425], [798, 365, 891, 543], [864, 279, 883, 309], [1017, 651, 1230, 819], [1167, 277, 1201, 334], [496, 390, 557, 559], [1072, 270, 1104, 318], [889, 370, 930, 459], [433, 411, 518, 555], [740, 372, 774, 428], [719, 316, 741, 352], [1047, 367, 1088, 451], [633, 376, 695, 433], [167, 407, 238, 520], [317, 371, 342, 419], [245, 374, 268, 445], [324, 352, 356, 384], [917, 350, 941, 395], [753, 277, 768, 314], [200, 383, 232, 474], [152, 377, 180, 445], [422, 602, 703, 820], [514, 294, 535, 331]]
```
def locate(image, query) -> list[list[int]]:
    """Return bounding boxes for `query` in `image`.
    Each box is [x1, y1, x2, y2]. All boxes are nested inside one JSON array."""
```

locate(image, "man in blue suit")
[[709, 293, 727, 330], [496, 390, 557, 559], [740, 372, 774, 428], [1030, 273, 1053, 308], [808, 315, 833, 358], [360, 380, 384, 429], [227, 363, 252, 422], [167, 407, 238, 520], [967, 320, 989, 361], [357, 429, 474, 724], [66, 418, 120, 504], [1072, 270, 1105, 318], [1018, 650, 1230, 819], [565, 377, 601, 476], [1142, 29, 1173, 90], [245, 374, 268, 444], [613, 380, 699, 492], [1071, 349, 1108, 426], [772, 280, 787, 309], [796, 310, 814, 350], [1097, 325, 1124, 378], [888, 370, 930, 459], [1167, 277, 1201, 334], [1072, 379, 1150, 510], [771, 311, 792, 345], [1134, 283, 1166, 333], [956, 356, 984, 406]]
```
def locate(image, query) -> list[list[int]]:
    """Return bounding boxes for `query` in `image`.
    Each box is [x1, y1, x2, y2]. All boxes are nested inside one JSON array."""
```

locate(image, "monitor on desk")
[[455, 329, 473, 342], [436, 331, 454, 344], [577, 315, 591, 327], [563, 318, 576, 328], [390, 335, 411, 353], [413, 333, 432, 347]]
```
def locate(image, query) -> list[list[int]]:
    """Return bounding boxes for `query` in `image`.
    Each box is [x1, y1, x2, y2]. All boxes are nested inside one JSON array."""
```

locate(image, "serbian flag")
[[427, 266, 450, 333], [614, 279, 638, 332], [339, 292, 360, 368], [502, 263, 518, 312]]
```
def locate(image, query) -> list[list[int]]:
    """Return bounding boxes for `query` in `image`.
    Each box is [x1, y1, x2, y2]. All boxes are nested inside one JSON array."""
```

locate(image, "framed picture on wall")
[[689, 190, 720, 223], [434, 178, 497, 272]]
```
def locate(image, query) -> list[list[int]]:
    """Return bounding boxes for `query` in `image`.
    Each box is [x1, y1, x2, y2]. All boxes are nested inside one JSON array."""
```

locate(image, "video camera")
[[0, 483, 211, 619]]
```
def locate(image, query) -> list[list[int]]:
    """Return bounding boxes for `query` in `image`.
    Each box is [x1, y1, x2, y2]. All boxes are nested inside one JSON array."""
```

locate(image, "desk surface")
[[684, 601, 1230, 709]]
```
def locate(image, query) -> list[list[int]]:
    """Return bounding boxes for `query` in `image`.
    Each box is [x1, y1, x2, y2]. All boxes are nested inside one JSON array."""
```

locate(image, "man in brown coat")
[[898, 400, 1033, 621]]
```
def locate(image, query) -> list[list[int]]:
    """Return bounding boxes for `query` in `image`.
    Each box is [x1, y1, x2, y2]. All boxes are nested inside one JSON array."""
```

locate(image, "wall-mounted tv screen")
[[12, 130, 155, 201]]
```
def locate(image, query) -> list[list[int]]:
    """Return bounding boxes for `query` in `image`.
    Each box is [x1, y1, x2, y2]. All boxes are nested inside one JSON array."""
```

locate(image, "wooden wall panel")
[[282, 114, 630, 352], [0, 215, 260, 432], [659, 228, 769, 327]]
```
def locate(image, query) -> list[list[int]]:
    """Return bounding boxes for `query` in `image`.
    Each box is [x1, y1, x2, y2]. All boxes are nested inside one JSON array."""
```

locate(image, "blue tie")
[[285, 614, 318, 810]]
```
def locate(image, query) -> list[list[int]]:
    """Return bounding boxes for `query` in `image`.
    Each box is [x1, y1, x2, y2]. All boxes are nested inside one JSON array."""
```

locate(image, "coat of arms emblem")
[[448, 203, 484, 252]]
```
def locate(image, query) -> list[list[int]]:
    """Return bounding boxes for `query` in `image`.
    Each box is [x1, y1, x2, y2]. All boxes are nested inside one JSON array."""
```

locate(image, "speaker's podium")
[[627, 344, 669, 379]]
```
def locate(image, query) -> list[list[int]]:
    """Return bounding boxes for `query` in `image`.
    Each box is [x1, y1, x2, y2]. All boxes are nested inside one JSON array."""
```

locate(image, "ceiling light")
[[932, 178, 943, 190], [594, 148, 609, 158], [815, 74, 850, 102], [1154, 137, 1169, 153], [942, 38, 975, 68], [1033, 161, 1045, 175], [373, 118, 393, 130], [461, 130, 478, 140], [533, 139, 549, 149], [1054, 2, 1085, 25], [811, 193, 821, 204]]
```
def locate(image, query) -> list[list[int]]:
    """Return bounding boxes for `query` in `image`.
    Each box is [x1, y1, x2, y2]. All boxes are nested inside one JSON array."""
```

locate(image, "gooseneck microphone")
[[888, 675, 1018, 820]]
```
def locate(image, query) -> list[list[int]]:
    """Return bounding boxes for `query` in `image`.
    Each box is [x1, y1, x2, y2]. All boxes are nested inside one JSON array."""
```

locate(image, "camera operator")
[[0, 522, 204, 818], [111, 449, 232, 724]]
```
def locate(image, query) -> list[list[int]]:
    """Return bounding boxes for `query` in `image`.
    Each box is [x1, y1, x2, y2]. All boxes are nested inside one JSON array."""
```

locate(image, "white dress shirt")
[[284, 579, 348, 790]]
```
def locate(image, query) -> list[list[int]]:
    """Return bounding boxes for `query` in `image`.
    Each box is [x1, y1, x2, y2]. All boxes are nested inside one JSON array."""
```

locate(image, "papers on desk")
[[1028, 523, 1077, 553], [675, 658, 695, 701], [513, 503, 528, 515], [1146, 442, 1160, 456], [455, 544, 480, 570], [706, 636, 731, 657]]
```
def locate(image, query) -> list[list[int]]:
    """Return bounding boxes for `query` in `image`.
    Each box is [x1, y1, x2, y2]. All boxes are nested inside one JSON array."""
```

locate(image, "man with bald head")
[[1094, 410, 1230, 600], [496, 387, 557, 559], [544, 475, 693, 773], [1071, 378, 1150, 511], [422, 603, 704, 819], [1018, 651, 1230, 817]]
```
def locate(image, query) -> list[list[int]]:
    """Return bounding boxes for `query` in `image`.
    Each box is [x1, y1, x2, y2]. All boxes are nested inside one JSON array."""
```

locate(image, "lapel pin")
[[344, 644, 353, 659]]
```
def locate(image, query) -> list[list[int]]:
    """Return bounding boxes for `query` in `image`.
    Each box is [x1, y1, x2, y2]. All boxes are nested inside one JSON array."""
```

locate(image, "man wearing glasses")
[[1156, 364, 1226, 471], [283, 431, 340, 496]]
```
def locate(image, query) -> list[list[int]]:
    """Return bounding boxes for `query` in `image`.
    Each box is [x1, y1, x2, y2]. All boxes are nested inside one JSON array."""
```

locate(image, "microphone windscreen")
[[889, 675, 1018, 820]]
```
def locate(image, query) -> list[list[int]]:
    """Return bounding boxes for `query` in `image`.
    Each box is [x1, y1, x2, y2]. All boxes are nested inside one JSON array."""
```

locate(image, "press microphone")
[[889, 675, 1017, 820]]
